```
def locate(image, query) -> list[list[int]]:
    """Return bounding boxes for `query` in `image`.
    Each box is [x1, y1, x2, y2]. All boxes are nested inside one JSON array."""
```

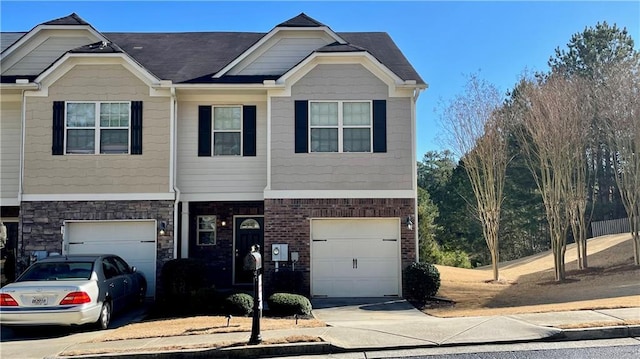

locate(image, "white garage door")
[[311, 218, 400, 298], [65, 220, 157, 297]]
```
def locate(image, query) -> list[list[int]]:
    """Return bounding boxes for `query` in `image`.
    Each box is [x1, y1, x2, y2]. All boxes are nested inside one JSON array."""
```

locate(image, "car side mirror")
[[130, 266, 137, 273]]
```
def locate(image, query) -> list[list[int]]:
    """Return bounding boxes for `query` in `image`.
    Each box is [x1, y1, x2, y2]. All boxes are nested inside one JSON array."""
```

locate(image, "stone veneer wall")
[[18, 200, 174, 294], [263, 198, 416, 297]]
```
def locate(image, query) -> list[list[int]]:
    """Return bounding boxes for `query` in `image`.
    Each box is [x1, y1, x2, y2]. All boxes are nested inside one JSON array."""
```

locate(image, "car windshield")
[[18, 262, 94, 281]]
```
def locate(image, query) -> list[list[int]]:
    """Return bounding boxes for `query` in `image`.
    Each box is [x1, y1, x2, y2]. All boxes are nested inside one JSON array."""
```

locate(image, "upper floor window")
[[309, 101, 372, 153], [66, 102, 130, 154], [213, 106, 242, 156], [197, 105, 256, 157]]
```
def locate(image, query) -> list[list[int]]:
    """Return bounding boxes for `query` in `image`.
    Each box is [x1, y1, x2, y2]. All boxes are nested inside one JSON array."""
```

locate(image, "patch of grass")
[[92, 316, 326, 342]]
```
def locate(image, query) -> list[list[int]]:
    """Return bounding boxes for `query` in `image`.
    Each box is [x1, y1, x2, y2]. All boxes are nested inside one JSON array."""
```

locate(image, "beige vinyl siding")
[[270, 64, 413, 191], [23, 64, 171, 194], [2, 36, 95, 76], [236, 37, 329, 76], [176, 100, 267, 196], [0, 99, 21, 200]]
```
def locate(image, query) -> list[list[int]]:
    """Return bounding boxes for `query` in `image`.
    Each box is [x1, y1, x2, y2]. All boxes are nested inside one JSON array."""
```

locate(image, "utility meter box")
[[271, 243, 288, 261], [244, 249, 262, 271]]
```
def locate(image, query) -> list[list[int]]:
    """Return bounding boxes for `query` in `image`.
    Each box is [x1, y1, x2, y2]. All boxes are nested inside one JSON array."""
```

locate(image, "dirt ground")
[[426, 233, 640, 317]]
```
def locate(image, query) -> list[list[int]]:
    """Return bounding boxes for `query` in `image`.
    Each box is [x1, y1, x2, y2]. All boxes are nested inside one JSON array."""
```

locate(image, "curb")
[[557, 325, 640, 341], [50, 325, 640, 359]]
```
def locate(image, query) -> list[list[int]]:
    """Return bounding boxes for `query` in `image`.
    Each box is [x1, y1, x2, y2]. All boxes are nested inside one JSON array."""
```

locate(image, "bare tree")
[[516, 74, 593, 281], [440, 74, 509, 281], [600, 60, 640, 265]]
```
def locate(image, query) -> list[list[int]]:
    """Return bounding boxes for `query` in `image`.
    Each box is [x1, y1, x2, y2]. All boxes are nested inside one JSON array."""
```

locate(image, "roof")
[[1, 13, 425, 85], [276, 13, 327, 28], [43, 13, 90, 26]]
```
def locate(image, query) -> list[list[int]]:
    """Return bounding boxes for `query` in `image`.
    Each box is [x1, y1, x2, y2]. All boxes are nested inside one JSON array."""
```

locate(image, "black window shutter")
[[52, 101, 65, 155], [198, 106, 212, 156], [130, 101, 143, 155], [373, 100, 387, 153], [294, 100, 309, 153], [243, 105, 257, 157]]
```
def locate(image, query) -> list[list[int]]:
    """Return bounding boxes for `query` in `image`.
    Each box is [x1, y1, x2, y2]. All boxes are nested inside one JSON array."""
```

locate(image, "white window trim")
[[212, 105, 243, 156], [197, 215, 217, 246], [64, 101, 131, 155], [308, 100, 373, 153]]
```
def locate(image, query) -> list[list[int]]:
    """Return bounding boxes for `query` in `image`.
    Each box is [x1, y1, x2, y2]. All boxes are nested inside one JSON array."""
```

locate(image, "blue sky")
[[2, 1, 639, 157]]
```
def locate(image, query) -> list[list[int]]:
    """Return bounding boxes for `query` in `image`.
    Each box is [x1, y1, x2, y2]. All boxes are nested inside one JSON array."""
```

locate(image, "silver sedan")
[[0, 254, 146, 330]]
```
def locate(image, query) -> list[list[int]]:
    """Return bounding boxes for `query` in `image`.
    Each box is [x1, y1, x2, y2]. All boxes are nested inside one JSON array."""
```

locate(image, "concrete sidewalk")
[[51, 299, 640, 359]]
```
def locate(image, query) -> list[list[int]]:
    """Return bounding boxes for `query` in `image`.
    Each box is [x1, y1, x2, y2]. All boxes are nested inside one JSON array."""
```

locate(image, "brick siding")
[[263, 198, 416, 297]]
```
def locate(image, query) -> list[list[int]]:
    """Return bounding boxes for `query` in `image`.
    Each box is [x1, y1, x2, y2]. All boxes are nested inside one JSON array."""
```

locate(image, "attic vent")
[[88, 41, 109, 49], [133, 46, 143, 50]]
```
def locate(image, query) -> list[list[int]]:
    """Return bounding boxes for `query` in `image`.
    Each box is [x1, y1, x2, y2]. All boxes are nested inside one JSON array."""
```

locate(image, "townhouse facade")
[[0, 13, 426, 298]]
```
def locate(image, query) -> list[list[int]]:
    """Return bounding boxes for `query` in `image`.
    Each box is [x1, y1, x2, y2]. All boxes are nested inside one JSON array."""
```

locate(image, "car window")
[[110, 256, 131, 274], [18, 262, 93, 281], [102, 259, 122, 279]]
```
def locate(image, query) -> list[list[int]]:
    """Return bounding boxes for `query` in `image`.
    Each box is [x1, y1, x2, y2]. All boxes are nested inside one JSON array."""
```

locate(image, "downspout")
[[412, 87, 424, 262], [170, 87, 180, 259], [18, 89, 26, 204]]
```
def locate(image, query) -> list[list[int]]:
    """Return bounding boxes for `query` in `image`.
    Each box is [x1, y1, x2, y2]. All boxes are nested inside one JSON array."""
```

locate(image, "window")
[[239, 218, 260, 230], [65, 102, 130, 154], [309, 101, 372, 153], [213, 106, 242, 156], [197, 215, 217, 245], [198, 105, 256, 157]]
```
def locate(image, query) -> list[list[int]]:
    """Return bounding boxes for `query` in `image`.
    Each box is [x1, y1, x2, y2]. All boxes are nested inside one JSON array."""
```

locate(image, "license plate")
[[31, 296, 48, 305]]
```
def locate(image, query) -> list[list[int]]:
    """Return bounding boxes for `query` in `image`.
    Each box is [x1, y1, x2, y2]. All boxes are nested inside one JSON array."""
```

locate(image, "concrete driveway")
[[0, 303, 149, 359]]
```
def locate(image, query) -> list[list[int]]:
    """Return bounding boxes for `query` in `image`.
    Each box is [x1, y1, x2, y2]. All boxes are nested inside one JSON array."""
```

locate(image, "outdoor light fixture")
[[221, 220, 227, 227], [405, 216, 414, 231], [159, 221, 167, 236]]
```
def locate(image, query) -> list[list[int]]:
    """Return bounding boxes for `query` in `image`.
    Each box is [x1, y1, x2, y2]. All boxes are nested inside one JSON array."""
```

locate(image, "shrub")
[[403, 262, 441, 305], [267, 293, 312, 316], [271, 269, 305, 294], [160, 259, 208, 314], [191, 287, 224, 314], [225, 293, 254, 316]]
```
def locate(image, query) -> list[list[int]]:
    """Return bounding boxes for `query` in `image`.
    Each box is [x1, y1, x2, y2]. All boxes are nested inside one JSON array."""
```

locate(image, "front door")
[[234, 216, 264, 284]]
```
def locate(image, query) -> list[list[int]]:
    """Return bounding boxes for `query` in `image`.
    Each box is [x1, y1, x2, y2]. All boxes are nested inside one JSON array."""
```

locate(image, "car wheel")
[[95, 301, 111, 330]]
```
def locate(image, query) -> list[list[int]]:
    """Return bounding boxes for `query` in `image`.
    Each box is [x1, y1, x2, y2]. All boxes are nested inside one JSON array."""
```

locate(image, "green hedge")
[[403, 262, 441, 305], [267, 293, 312, 316], [225, 293, 254, 316]]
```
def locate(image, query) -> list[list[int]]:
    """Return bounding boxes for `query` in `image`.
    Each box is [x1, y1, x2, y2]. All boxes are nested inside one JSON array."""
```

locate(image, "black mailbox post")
[[244, 245, 262, 345]]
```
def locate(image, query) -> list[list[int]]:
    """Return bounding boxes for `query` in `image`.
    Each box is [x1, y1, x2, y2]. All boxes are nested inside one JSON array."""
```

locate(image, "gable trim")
[[1, 27, 106, 68], [271, 52, 423, 98], [27, 54, 164, 97], [214, 27, 346, 79]]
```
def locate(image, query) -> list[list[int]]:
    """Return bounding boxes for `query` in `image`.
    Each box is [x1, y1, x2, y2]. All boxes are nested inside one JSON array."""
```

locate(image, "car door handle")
[[109, 283, 115, 288], [123, 279, 128, 284]]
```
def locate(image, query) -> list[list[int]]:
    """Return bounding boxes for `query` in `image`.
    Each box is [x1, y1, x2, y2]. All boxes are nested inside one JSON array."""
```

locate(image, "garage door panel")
[[311, 219, 400, 298], [66, 221, 157, 297]]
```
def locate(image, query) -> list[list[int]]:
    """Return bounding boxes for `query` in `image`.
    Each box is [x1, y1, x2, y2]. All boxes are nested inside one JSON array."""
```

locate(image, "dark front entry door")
[[234, 217, 264, 284]]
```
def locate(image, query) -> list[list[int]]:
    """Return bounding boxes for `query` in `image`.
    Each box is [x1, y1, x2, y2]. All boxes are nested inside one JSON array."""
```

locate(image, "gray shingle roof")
[[276, 13, 327, 28], [43, 13, 89, 26], [1, 13, 424, 85]]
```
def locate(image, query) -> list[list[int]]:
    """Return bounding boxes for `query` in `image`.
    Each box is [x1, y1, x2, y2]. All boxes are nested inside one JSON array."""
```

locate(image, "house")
[[0, 13, 426, 298]]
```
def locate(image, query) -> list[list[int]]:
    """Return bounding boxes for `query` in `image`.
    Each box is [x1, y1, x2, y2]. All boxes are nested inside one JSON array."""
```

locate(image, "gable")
[[231, 36, 330, 76], [218, 26, 344, 79], [1, 29, 101, 77]]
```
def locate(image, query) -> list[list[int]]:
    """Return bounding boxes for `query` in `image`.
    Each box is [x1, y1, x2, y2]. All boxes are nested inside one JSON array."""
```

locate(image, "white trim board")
[[21, 193, 175, 201], [263, 190, 415, 199]]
